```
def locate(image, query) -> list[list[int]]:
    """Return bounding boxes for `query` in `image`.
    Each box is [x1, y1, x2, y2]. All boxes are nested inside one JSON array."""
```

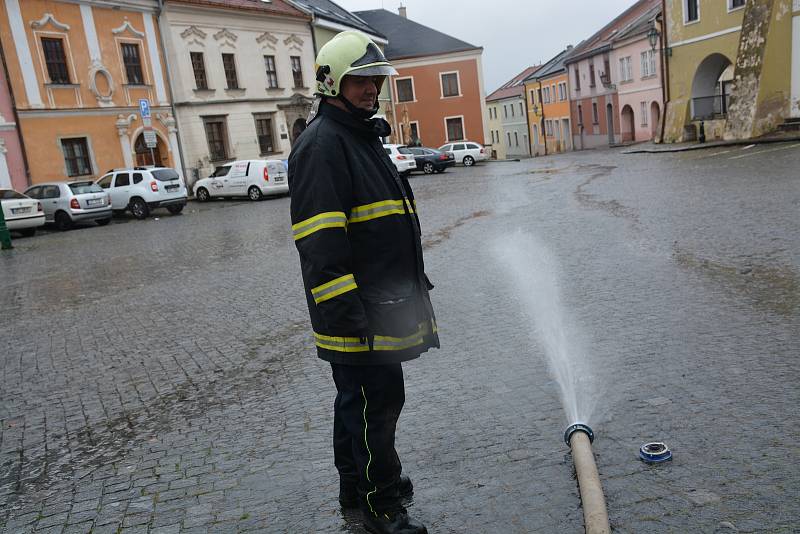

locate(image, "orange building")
[[536, 51, 573, 153], [0, 0, 179, 185], [355, 7, 487, 148]]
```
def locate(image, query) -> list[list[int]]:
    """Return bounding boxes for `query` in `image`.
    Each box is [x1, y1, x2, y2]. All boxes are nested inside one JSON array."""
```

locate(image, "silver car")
[[25, 181, 112, 230]]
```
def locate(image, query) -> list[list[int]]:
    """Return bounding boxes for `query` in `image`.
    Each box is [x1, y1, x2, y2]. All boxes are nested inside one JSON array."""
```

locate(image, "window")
[[620, 56, 633, 82], [640, 101, 649, 126], [545, 120, 553, 136], [507, 132, 511, 146], [446, 117, 464, 141], [466, 143, 480, 149], [592, 102, 599, 124], [641, 50, 656, 78], [686, 0, 699, 22], [577, 104, 583, 125], [441, 72, 459, 97], [291, 56, 303, 88], [190, 52, 207, 90], [395, 78, 414, 102], [41, 38, 70, 84], [254, 114, 275, 154], [589, 64, 596, 87], [264, 55, 278, 88], [558, 82, 567, 101], [603, 58, 610, 82], [519, 102, 523, 115], [203, 117, 228, 161], [121, 43, 144, 85], [61, 138, 91, 176], [97, 175, 112, 189], [503, 105, 508, 118], [114, 173, 130, 187], [574, 68, 581, 91], [133, 173, 143, 184], [511, 105, 515, 117], [530, 90, 536, 105], [42, 185, 61, 199], [453, 143, 465, 151], [514, 132, 519, 147], [222, 53, 238, 89], [729, 0, 745, 9], [409, 122, 419, 143]]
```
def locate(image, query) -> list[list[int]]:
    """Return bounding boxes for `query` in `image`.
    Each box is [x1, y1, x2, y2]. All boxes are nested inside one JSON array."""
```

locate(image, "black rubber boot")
[[362, 506, 427, 534], [339, 475, 413, 509]]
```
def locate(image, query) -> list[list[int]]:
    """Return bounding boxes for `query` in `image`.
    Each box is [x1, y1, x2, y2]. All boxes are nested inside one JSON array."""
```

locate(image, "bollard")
[[698, 121, 706, 143], [0, 201, 12, 250]]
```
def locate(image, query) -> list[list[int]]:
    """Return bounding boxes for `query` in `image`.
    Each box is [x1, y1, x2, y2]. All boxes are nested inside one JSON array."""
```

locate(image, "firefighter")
[[288, 31, 439, 534]]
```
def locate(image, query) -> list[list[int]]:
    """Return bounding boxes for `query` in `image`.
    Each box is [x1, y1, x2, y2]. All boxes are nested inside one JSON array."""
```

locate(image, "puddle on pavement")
[[573, 165, 638, 224], [422, 210, 491, 250], [673, 247, 800, 316]]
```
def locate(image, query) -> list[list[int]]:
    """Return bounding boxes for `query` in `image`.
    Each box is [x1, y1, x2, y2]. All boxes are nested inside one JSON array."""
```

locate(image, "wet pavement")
[[1, 142, 799, 533]]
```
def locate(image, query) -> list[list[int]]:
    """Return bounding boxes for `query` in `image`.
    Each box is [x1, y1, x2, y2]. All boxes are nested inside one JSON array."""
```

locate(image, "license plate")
[[11, 207, 30, 214], [274, 177, 285, 183], [87, 198, 103, 206], [166, 185, 179, 191]]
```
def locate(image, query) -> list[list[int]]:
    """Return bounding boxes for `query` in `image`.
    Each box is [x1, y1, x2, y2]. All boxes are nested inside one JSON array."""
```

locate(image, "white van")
[[194, 160, 288, 201]]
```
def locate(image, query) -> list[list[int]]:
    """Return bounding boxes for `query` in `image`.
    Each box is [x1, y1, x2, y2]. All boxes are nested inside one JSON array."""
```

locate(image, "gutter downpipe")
[[565, 423, 611, 534], [658, 0, 670, 143]]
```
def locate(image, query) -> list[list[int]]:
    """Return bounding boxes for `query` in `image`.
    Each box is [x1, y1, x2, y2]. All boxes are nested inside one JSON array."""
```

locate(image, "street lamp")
[[648, 25, 660, 51]]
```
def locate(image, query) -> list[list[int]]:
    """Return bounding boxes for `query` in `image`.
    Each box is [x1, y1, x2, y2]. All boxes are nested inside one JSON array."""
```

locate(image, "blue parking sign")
[[139, 99, 151, 119]]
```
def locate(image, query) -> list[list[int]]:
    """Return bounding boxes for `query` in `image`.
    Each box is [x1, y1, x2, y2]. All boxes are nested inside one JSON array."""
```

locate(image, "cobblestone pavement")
[[1, 141, 799, 533]]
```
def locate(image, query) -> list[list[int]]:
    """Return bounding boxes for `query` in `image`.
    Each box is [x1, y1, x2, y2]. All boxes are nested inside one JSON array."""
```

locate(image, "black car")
[[406, 147, 456, 174]]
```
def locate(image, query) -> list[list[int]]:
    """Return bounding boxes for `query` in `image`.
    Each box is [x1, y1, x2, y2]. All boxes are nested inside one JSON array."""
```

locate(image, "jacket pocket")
[[363, 296, 420, 339]]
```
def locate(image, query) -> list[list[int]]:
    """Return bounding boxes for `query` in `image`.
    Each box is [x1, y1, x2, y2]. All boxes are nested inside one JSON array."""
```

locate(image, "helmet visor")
[[347, 64, 398, 77]]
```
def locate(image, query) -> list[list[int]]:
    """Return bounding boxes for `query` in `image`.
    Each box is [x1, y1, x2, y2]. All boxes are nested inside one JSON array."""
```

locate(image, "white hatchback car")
[[96, 167, 188, 220], [437, 141, 488, 167], [194, 160, 288, 202], [1, 189, 45, 237], [383, 144, 417, 176]]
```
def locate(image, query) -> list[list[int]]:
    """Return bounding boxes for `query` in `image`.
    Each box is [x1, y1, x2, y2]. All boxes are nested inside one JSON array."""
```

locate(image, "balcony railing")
[[691, 94, 729, 120]]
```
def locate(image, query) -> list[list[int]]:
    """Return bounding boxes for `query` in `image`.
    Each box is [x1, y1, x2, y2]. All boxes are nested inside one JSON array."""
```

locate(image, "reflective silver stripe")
[[311, 274, 358, 304], [292, 211, 348, 241], [314, 332, 369, 353], [350, 200, 412, 224], [314, 321, 434, 353]]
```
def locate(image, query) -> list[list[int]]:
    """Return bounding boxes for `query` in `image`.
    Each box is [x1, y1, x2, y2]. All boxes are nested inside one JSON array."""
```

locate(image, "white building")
[[160, 0, 315, 187]]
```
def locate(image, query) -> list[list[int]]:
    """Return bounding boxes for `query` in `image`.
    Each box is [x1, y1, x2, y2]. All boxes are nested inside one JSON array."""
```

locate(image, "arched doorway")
[[650, 102, 661, 139], [621, 105, 635, 142], [690, 53, 733, 121], [606, 103, 615, 145], [292, 118, 307, 144], [134, 132, 168, 167]]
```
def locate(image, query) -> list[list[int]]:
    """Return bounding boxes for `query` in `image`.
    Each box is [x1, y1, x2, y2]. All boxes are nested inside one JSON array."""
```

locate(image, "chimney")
[[398, 5, 407, 18]]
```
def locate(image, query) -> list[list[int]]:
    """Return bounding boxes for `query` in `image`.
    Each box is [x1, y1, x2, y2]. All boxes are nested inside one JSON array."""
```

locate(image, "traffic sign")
[[143, 130, 157, 148], [139, 98, 151, 119]]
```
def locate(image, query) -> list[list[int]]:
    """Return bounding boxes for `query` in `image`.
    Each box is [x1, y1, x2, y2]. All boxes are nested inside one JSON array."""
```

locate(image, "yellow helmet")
[[315, 31, 397, 97]]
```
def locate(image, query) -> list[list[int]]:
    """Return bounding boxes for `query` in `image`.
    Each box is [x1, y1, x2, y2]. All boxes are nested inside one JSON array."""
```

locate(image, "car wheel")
[[463, 155, 475, 167], [248, 186, 263, 201], [19, 228, 36, 237], [423, 162, 435, 174], [55, 211, 73, 231], [96, 218, 111, 226], [195, 187, 210, 202], [167, 205, 184, 215], [129, 198, 149, 220]]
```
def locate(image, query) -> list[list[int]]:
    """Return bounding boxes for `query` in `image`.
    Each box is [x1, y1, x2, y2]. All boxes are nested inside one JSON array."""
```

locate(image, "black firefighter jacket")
[[288, 102, 439, 365]]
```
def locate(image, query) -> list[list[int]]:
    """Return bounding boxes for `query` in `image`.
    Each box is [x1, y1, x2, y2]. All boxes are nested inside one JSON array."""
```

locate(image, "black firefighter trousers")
[[330, 362, 405, 515]]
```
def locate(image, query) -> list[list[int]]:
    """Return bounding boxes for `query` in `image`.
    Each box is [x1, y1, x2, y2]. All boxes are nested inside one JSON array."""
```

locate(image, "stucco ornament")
[[156, 112, 178, 133], [30, 13, 70, 31], [256, 31, 278, 51], [112, 18, 145, 38], [89, 60, 115, 106], [214, 28, 238, 49], [116, 113, 137, 137], [181, 26, 207, 48], [284, 34, 304, 52]]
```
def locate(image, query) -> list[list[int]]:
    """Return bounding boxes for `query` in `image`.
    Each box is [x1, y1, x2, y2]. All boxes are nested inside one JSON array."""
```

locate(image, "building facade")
[[0, 45, 27, 191], [0, 0, 178, 186], [356, 8, 488, 149], [566, 0, 660, 150], [533, 52, 573, 154], [610, 4, 663, 143], [663, 0, 796, 142], [160, 0, 313, 186], [485, 66, 537, 159]]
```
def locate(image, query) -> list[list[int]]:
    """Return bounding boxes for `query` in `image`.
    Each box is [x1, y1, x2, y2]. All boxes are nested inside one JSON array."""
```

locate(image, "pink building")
[[610, 4, 663, 143], [0, 46, 27, 191]]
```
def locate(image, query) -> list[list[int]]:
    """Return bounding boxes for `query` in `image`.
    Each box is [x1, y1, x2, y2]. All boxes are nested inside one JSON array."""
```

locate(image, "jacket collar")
[[319, 99, 391, 139]]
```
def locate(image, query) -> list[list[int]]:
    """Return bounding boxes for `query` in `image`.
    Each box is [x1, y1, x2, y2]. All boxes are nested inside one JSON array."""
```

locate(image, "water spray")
[[564, 423, 611, 534]]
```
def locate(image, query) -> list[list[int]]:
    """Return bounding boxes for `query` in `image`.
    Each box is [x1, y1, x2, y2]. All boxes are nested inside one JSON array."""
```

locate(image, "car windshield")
[[0, 190, 26, 200], [211, 166, 231, 177], [151, 169, 180, 181], [398, 147, 414, 155], [69, 182, 103, 194]]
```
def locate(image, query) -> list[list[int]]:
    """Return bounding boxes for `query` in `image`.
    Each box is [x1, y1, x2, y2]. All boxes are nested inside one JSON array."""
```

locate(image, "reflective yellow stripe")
[[314, 320, 435, 353], [292, 211, 347, 241], [311, 274, 358, 304], [349, 199, 415, 224], [314, 332, 369, 352]]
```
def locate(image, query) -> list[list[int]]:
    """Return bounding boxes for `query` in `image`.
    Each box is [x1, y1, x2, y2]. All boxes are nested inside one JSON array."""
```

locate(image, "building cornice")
[[164, 0, 310, 22], [391, 48, 484, 69], [49, 0, 159, 13]]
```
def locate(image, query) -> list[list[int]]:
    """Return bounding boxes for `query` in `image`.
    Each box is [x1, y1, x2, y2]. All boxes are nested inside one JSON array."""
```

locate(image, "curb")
[[623, 135, 800, 154]]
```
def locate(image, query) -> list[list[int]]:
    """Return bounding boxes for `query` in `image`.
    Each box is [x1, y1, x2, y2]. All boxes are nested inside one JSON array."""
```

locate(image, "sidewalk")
[[623, 132, 800, 154]]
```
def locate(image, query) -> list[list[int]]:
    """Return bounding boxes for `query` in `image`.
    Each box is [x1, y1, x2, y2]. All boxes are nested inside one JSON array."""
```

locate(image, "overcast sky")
[[335, 0, 641, 93]]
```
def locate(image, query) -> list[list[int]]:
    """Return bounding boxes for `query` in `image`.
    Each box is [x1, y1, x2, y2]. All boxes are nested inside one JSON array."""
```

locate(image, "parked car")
[[437, 141, 488, 167], [383, 144, 417, 176], [25, 181, 112, 230], [406, 147, 455, 174], [96, 166, 187, 220], [194, 159, 288, 202], [0, 189, 44, 237]]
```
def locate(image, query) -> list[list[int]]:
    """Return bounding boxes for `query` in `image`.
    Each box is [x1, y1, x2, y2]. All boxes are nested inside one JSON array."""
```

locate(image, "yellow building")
[[662, 0, 797, 142], [0, 0, 179, 185]]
